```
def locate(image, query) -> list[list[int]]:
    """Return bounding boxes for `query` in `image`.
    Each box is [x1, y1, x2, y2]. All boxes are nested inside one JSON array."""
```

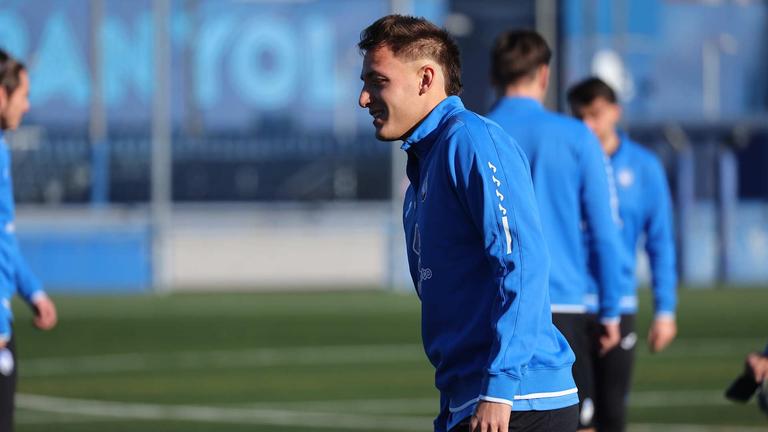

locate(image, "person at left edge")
[[0, 49, 58, 432], [358, 15, 578, 432]]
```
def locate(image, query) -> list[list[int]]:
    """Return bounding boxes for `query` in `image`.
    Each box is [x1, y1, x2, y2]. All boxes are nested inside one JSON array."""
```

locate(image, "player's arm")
[[11, 239, 56, 330], [449, 126, 551, 425], [643, 158, 677, 353], [579, 130, 623, 352]]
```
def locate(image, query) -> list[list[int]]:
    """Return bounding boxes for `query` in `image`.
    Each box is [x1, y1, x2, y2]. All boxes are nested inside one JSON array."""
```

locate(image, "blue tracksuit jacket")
[[584, 133, 677, 317], [0, 131, 45, 342], [402, 96, 577, 432], [487, 97, 623, 321]]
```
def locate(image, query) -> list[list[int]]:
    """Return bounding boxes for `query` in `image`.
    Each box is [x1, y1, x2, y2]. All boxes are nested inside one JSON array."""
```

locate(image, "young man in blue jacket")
[[358, 15, 578, 432], [0, 49, 58, 432], [567, 77, 677, 432], [486, 31, 624, 431]]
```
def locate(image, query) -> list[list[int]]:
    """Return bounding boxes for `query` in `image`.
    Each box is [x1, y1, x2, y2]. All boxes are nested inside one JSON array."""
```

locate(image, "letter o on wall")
[[230, 17, 298, 110]]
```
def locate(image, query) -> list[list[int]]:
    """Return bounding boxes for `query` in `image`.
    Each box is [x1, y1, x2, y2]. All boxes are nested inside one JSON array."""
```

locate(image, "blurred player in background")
[[748, 349, 768, 384], [0, 49, 58, 432], [358, 15, 578, 432], [567, 77, 677, 432], [726, 344, 768, 417], [486, 30, 624, 431], [749, 347, 768, 417]]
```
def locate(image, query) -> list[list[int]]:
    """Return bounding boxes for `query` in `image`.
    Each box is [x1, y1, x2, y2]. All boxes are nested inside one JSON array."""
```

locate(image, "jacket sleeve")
[[448, 123, 551, 406], [643, 158, 677, 317], [579, 130, 623, 322], [4, 233, 45, 305]]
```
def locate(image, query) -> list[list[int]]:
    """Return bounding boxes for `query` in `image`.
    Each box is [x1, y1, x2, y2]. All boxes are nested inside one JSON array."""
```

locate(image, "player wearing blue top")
[[486, 31, 624, 431], [567, 77, 678, 432], [0, 49, 58, 432], [358, 16, 578, 432]]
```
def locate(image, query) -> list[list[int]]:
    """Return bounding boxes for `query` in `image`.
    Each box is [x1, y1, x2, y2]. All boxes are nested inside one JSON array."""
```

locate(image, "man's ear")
[[0, 88, 7, 114], [538, 65, 550, 91], [418, 64, 436, 95]]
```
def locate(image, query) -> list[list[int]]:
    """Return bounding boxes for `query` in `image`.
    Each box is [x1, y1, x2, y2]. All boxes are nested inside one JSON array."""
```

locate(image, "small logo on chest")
[[617, 169, 634, 188]]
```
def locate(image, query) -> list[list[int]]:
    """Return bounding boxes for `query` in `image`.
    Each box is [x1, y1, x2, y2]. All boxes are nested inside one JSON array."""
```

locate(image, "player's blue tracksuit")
[[402, 96, 578, 432], [0, 131, 46, 343], [486, 97, 623, 322], [584, 133, 677, 317]]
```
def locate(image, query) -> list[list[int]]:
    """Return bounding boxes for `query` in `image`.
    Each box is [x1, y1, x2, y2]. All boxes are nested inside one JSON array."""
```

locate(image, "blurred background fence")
[[0, 0, 767, 292]]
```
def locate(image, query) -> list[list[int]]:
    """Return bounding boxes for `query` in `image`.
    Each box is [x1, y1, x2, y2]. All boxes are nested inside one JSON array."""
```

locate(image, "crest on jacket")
[[617, 168, 634, 188]]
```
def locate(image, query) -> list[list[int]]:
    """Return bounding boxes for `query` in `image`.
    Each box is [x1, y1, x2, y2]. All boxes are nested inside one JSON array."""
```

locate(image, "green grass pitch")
[[9, 287, 768, 431]]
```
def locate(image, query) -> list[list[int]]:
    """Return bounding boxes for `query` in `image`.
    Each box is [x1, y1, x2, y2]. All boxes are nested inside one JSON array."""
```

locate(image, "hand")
[[33, 295, 57, 330], [599, 321, 621, 355], [0, 339, 5, 349], [647, 316, 677, 353], [470, 401, 511, 432], [747, 353, 768, 383]]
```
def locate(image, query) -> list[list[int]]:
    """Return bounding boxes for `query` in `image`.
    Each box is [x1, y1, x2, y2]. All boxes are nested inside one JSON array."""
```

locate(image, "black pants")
[[0, 336, 16, 432], [593, 314, 636, 432], [553, 313, 636, 432], [449, 405, 579, 432], [552, 313, 597, 429]]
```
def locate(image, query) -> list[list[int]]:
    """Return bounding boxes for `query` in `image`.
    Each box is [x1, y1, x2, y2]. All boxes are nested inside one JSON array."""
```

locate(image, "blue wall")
[[17, 225, 152, 293]]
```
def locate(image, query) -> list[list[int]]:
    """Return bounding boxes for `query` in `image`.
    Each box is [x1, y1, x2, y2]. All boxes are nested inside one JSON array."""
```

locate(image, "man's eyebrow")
[[360, 71, 385, 81]]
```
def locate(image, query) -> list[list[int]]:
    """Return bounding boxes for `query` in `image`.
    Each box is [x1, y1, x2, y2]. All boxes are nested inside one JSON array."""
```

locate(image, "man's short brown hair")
[[491, 30, 551, 89], [567, 77, 618, 115], [0, 49, 26, 98], [358, 14, 462, 96]]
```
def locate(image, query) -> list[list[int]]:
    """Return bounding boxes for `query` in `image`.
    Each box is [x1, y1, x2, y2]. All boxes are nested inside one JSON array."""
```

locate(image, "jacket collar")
[[401, 96, 465, 158]]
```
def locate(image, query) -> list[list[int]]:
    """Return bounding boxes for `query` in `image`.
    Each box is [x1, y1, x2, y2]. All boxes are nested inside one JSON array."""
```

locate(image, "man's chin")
[[374, 128, 400, 142], [375, 134, 398, 142]]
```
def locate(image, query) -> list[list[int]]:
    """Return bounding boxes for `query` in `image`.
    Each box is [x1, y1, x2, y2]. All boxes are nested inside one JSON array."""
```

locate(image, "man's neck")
[[602, 130, 621, 156], [503, 85, 545, 103], [400, 94, 449, 141]]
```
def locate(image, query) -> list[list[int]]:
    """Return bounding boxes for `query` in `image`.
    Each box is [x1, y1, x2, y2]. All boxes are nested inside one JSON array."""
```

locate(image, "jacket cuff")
[[31, 291, 48, 303], [599, 315, 621, 325], [599, 303, 621, 323], [0, 320, 10, 343], [481, 373, 520, 408]]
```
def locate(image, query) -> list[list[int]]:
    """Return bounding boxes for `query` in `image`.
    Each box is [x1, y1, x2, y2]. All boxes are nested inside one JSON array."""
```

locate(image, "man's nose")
[[359, 89, 370, 109]]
